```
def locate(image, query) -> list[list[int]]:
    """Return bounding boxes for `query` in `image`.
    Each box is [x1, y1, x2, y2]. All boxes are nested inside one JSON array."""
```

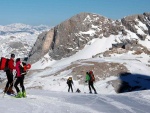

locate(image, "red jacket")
[[8, 58, 16, 71], [16, 61, 21, 77]]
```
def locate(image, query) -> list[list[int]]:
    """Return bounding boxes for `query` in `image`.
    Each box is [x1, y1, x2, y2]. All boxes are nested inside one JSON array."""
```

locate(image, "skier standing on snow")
[[67, 77, 74, 92], [14, 58, 26, 98], [3, 53, 16, 94], [85, 71, 97, 94]]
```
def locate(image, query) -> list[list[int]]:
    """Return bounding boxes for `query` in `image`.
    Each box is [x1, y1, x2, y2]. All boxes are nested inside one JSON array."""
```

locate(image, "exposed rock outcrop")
[[28, 29, 54, 63]]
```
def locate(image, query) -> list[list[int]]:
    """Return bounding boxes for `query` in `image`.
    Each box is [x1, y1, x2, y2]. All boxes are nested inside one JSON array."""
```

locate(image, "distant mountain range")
[[0, 23, 50, 58], [0, 23, 50, 35]]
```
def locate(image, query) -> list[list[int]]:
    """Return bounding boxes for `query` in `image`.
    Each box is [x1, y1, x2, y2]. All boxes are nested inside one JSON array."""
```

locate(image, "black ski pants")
[[88, 81, 96, 93], [5, 70, 14, 88], [14, 77, 25, 93], [68, 84, 73, 92]]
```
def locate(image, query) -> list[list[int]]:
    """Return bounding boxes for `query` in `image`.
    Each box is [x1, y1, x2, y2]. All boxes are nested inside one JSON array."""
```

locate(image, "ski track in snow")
[[0, 90, 150, 113]]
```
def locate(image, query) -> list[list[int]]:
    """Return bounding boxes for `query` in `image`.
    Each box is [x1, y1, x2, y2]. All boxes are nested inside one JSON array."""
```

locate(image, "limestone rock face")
[[28, 29, 54, 63]]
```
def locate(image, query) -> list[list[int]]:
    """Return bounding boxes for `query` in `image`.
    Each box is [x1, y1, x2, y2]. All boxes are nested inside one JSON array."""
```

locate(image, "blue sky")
[[0, 0, 150, 26]]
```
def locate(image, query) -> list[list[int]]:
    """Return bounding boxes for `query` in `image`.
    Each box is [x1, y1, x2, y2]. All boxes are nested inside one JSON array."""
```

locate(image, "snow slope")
[[0, 90, 150, 113], [1, 31, 149, 94], [24, 33, 150, 95], [31, 35, 116, 69]]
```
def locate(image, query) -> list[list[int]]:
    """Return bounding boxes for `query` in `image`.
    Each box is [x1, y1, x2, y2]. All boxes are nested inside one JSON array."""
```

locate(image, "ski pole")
[[0, 77, 1, 82], [61, 85, 67, 92], [94, 83, 99, 89], [73, 84, 76, 91], [83, 83, 85, 93]]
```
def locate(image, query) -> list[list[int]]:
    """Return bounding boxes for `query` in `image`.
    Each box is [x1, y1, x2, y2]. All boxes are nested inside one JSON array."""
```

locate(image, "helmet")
[[11, 53, 15, 58]]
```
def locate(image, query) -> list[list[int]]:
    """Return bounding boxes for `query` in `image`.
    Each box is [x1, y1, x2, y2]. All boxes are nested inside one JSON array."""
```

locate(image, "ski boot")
[[15, 92, 22, 98], [94, 91, 97, 94], [22, 91, 26, 98], [89, 91, 92, 94]]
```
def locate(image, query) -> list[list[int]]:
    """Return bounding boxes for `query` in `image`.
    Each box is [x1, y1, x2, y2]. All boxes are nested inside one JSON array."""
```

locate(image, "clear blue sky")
[[0, 0, 150, 26]]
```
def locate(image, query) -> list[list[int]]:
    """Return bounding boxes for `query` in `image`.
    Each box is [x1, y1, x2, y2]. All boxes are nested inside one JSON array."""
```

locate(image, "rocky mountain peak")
[[28, 12, 150, 64]]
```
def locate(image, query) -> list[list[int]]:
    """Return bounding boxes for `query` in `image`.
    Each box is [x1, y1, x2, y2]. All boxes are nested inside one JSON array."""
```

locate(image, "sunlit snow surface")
[[0, 90, 150, 113]]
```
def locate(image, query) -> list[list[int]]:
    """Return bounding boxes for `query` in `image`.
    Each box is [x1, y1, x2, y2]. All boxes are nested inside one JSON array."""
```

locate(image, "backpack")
[[76, 88, 81, 93], [19, 65, 24, 75], [89, 71, 95, 82], [0, 57, 9, 71], [20, 62, 28, 76], [24, 63, 31, 70]]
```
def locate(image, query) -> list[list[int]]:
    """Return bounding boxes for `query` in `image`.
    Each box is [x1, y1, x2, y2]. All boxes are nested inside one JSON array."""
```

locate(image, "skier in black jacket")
[[67, 77, 73, 92]]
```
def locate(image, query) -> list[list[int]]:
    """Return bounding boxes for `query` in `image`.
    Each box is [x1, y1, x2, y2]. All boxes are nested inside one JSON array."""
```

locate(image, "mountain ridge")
[[28, 12, 150, 64]]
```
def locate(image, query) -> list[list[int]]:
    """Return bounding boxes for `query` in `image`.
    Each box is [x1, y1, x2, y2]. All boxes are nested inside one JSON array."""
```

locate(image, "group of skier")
[[2, 54, 29, 98], [66, 71, 97, 94], [1, 53, 97, 98]]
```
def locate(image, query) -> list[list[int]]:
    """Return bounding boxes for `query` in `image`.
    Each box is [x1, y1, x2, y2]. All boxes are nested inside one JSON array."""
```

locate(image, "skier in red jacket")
[[14, 58, 26, 98], [4, 54, 16, 94]]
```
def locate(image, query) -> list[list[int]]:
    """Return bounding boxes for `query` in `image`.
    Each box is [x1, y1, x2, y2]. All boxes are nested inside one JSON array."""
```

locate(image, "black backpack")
[[19, 65, 27, 76]]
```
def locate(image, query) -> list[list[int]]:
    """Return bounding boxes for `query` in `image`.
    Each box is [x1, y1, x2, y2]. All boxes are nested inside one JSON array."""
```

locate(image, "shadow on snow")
[[117, 72, 150, 93]]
